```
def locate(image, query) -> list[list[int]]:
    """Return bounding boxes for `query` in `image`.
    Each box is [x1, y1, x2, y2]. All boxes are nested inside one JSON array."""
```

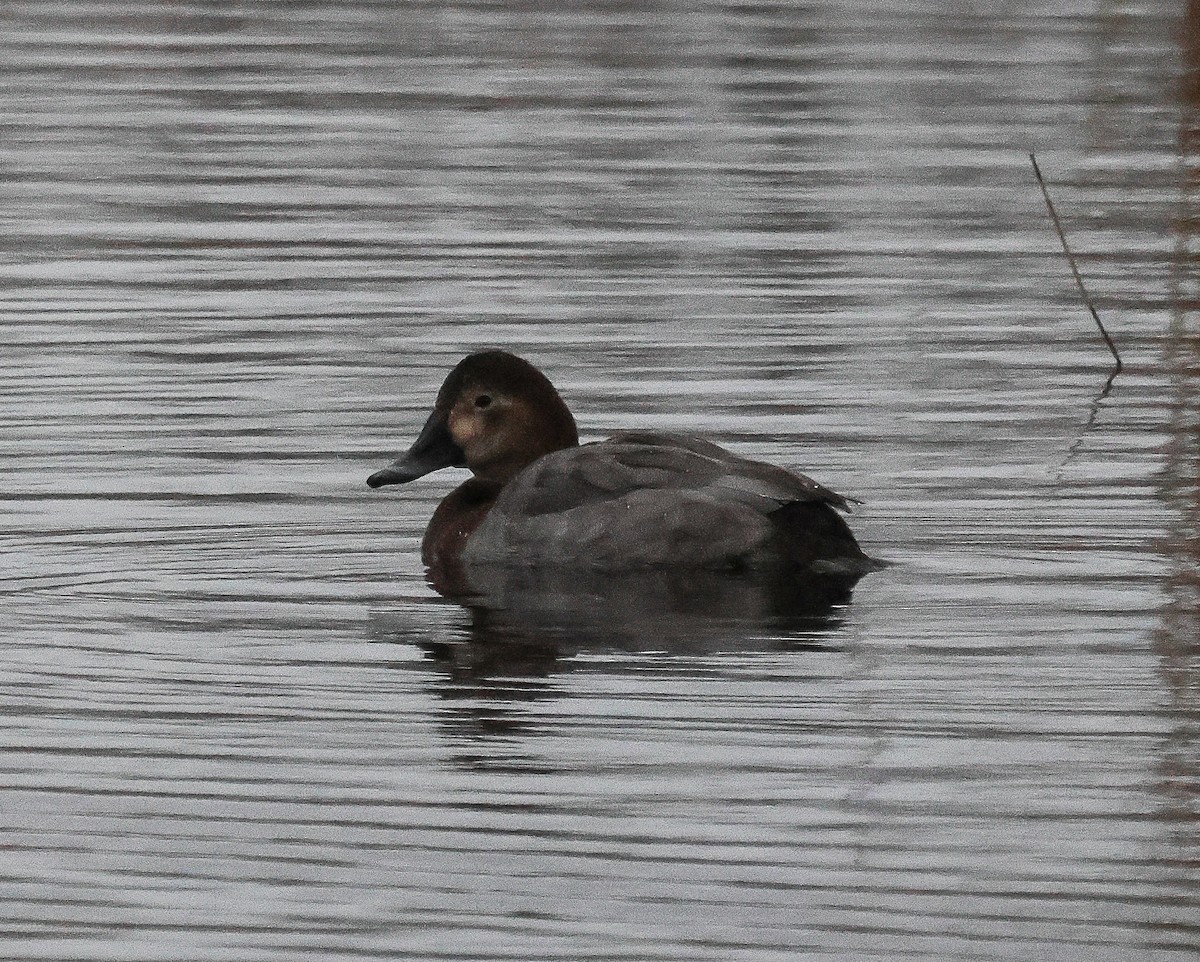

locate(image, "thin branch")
[[1029, 153, 1123, 373]]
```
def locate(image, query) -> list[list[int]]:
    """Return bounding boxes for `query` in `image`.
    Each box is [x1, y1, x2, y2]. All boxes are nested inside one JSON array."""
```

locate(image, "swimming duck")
[[367, 350, 878, 583]]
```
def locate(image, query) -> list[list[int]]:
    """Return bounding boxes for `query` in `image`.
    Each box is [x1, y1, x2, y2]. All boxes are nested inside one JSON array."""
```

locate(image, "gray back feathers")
[[463, 431, 854, 570]]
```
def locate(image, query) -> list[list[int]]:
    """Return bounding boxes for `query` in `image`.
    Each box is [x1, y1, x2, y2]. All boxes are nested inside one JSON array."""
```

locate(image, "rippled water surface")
[[2, 2, 1198, 959]]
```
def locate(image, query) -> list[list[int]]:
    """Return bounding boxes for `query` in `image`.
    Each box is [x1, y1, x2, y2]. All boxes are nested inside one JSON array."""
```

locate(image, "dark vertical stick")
[[1029, 153, 1123, 372]]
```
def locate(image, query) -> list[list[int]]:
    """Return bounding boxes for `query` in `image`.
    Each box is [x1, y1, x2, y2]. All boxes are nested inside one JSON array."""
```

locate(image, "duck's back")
[[462, 431, 875, 574]]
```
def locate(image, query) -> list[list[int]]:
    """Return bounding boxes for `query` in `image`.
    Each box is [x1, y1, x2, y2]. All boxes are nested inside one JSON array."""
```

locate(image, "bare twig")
[[1029, 153, 1123, 373]]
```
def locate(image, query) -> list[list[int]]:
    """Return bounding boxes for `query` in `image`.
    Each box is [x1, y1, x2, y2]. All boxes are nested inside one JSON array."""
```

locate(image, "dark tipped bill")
[[367, 409, 465, 488]]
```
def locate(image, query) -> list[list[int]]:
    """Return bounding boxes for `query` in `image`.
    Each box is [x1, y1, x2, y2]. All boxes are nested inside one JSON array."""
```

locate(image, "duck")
[[367, 350, 880, 586]]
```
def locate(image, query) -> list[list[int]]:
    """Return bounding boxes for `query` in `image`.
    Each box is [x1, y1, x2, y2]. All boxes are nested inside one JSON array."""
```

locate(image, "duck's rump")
[[461, 431, 876, 575]]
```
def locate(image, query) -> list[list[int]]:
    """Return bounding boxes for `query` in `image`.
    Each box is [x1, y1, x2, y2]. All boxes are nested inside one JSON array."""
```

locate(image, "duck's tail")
[[768, 501, 886, 579]]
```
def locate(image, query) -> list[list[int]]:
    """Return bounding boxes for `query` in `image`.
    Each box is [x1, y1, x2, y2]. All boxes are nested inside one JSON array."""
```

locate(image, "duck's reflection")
[[417, 560, 858, 677], [373, 563, 865, 759]]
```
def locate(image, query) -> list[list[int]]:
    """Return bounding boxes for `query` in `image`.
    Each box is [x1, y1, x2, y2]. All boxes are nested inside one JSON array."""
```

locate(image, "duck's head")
[[367, 350, 579, 489]]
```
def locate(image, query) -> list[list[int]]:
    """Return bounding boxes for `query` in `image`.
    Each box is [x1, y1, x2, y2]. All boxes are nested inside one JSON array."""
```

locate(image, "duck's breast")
[[422, 480, 498, 569]]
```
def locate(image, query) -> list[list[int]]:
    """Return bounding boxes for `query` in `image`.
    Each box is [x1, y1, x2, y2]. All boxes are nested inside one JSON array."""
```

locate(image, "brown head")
[[367, 350, 580, 489]]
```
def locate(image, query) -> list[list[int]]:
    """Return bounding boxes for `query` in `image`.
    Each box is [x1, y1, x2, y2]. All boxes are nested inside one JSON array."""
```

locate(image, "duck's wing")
[[617, 431, 857, 511], [465, 432, 859, 570], [514, 431, 854, 516]]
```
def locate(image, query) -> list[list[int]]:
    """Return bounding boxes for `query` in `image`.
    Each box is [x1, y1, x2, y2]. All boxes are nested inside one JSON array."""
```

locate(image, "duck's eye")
[[474, 394, 492, 409]]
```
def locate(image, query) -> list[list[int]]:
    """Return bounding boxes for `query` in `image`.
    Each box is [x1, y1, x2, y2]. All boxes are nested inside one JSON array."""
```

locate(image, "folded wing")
[[464, 431, 862, 571]]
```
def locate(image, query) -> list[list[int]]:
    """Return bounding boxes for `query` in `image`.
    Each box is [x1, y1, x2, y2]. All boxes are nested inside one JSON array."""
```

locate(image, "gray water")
[[2, 2, 1198, 959]]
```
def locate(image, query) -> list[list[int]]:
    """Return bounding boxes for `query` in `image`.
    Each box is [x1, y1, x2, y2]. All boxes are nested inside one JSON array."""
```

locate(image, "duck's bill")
[[367, 411, 465, 488]]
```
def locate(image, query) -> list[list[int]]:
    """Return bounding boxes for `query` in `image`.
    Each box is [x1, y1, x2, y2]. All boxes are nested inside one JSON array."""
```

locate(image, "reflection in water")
[[376, 564, 852, 679], [452, 563, 854, 650], [371, 564, 856, 754]]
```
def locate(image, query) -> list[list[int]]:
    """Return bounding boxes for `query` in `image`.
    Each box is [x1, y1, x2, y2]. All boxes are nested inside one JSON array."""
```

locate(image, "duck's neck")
[[470, 450, 559, 487]]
